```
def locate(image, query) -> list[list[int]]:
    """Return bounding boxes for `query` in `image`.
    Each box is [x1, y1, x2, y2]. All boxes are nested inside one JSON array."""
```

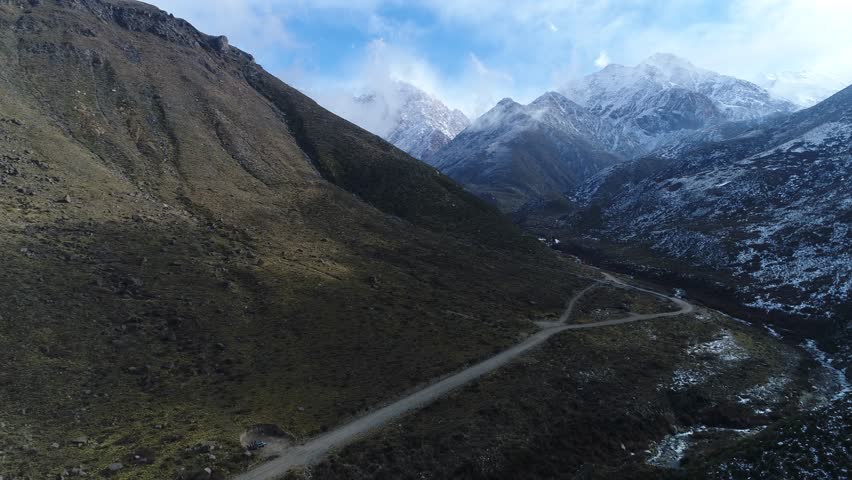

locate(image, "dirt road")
[[234, 274, 693, 480]]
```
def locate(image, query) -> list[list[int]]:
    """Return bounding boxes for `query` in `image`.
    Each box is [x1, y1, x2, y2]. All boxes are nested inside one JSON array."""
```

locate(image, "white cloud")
[[469, 53, 513, 84], [618, 0, 852, 86], [302, 40, 521, 123], [304, 39, 423, 137], [156, 0, 297, 57], [411, 0, 852, 91], [594, 51, 611, 69], [146, 0, 852, 121]]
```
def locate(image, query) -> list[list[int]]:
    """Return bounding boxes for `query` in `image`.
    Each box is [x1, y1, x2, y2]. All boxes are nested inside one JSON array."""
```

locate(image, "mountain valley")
[[0, 2, 848, 480]]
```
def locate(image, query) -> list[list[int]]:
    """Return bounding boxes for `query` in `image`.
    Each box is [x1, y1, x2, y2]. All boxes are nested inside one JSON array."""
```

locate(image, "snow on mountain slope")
[[558, 84, 852, 319], [423, 54, 801, 211], [760, 71, 848, 109], [562, 53, 797, 157], [353, 82, 469, 162], [429, 92, 621, 212]]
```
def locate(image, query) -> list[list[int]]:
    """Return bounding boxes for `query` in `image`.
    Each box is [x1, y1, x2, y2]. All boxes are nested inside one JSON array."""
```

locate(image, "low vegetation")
[[296, 300, 809, 480]]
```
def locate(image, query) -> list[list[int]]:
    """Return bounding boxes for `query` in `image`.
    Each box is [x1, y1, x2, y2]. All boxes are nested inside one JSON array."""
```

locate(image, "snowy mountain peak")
[[497, 97, 519, 107], [430, 91, 621, 211], [530, 91, 582, 109], [560, 54, 797, 157], [339, 81, 469, 162], [552, 84, 852, 318], [470, 92, 591, 136], [638, 53, 717, 89], [641, 52, 700, 72], [527, 92, 597, 131], [466, 96, 525, 133]]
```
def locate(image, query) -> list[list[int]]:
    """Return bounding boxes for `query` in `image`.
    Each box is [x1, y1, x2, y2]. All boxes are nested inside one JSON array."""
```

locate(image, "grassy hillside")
[[0, 1, 590, 478]]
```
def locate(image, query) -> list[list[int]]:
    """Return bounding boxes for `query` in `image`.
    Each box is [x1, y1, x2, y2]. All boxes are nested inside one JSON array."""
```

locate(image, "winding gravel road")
[[234, 273, 694, 480]]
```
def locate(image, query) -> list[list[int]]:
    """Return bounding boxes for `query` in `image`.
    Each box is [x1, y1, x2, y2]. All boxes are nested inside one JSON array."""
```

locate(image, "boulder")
[[210, 35, 229, 52]]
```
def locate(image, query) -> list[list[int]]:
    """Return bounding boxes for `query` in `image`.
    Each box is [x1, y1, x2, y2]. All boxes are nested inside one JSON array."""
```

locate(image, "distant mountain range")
[[561, 53, 798, 157], [428, 54, 799, 211], [323, 54, 851, 323], [392, 52, 851, 324], [521, 83, 852, 323], [338, 57, 848, 176]]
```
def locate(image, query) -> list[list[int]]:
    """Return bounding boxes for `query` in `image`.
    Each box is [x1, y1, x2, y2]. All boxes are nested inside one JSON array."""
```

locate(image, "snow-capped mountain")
[[534, 83, 852, 320], [759, 71, 848, 109], [561, 53, 797, 157], [353, 82, 470, 162], [428, 92, 621, 212]]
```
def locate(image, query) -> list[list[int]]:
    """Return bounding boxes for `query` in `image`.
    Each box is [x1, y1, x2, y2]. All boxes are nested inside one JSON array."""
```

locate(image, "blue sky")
[[150, 0, 851, 118]]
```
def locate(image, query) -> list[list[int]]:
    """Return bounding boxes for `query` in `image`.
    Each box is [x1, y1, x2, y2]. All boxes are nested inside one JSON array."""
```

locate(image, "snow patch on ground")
[[764, 324, 783, 339], [671, 368, 705, 390], [647, 426, 763, 469], [689, 330, 750, 362], [801, 340, 851, 404], [670, 330, 749, 391], [574, 106, 852, 318], [754, 121, 852, 158], [737, 376, 792, 407]]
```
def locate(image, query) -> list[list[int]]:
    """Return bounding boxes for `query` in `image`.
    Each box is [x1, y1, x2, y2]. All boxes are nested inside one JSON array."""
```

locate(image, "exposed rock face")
[[210, 35, 228, 52], [3, 0, 254, 60], [0, 0, 43, 7]]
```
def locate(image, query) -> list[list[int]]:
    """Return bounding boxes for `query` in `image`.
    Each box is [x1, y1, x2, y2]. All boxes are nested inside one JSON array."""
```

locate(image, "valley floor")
[[235, 273, 692, 479], [237, 270, 849, 480]]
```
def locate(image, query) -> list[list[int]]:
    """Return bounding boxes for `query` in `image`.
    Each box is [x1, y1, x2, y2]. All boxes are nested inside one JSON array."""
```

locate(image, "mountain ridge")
[[427, 54, 799, 213]]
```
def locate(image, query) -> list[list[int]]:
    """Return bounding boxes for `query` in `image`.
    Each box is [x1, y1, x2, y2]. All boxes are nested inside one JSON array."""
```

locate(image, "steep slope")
[[344, 82, 469, 162], [0, 1, 589, 478], [429, 92, 622, 212], [526, 85, 852, 330], [562, 53, 797, 157]]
